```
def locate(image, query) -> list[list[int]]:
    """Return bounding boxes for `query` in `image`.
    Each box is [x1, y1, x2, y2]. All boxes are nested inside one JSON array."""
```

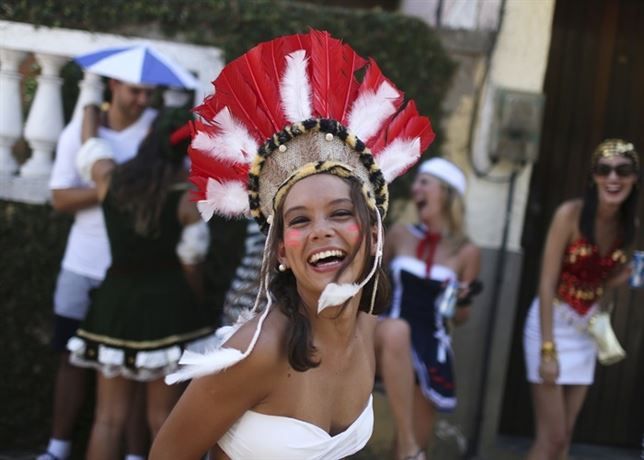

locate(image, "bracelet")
[[540, 341, 557, 360]]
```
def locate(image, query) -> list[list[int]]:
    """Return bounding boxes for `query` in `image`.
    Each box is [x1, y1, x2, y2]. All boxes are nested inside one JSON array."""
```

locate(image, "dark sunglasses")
[[593, 163, 636, 177]]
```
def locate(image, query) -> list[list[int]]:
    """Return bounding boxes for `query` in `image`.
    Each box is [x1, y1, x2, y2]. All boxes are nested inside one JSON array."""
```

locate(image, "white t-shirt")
[[49, 108, 158, 280]]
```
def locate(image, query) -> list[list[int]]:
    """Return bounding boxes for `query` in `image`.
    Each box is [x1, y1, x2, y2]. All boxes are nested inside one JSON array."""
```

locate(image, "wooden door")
[[500, 0, 644, 448]]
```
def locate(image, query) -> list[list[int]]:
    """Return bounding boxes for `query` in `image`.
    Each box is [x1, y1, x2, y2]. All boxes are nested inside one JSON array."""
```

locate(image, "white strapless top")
[[218, 395, 373, 460]]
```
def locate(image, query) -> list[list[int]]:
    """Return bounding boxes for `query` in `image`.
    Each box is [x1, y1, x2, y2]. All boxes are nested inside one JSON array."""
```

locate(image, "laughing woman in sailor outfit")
[[375, 158, 481, 459]]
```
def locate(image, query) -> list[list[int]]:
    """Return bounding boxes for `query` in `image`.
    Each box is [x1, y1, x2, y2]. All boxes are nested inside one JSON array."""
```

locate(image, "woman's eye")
[[332, 209, 353, 218], [288, 216, 308, 226]]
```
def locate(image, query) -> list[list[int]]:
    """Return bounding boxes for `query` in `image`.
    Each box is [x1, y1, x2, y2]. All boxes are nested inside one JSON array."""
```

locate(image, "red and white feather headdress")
[[189, 29, 434, 227]]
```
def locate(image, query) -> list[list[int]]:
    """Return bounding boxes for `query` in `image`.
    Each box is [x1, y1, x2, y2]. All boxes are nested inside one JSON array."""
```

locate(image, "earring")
[[278, 263, 287, 272]]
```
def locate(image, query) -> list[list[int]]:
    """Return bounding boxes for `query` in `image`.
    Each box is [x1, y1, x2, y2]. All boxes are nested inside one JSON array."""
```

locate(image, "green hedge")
[[1, 0, 453, 453]]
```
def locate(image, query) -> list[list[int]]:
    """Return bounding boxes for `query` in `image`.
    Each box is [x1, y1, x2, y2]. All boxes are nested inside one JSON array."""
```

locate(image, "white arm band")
[[176, 220, 210, 264], [76, 137, 114, 183]]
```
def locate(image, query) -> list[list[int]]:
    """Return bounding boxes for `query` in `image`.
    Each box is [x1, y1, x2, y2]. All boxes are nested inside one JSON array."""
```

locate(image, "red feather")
[[337, 43, 367, 122], [189, 147, 248, 186], [214, 68, 273, 140], [343, 58, 404, 131], [242, 44, 286, 133], [369, 101, 435, 155], [264, 34, 308, 85], [189, 175, 208, 201], [309, 30, 366, 120], [362, 59, 404, 106]]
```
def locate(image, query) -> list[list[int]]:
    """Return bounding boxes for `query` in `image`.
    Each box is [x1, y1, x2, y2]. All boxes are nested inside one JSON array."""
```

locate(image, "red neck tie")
[[416, 231, 442, 278]]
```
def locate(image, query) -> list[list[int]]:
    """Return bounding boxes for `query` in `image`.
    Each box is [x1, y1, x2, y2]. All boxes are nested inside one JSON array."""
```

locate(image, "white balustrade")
[[71, 72, 105, 122], [0, 19, 224, 204], [0, 49, 27, 176], [20, 53, 67, 178]]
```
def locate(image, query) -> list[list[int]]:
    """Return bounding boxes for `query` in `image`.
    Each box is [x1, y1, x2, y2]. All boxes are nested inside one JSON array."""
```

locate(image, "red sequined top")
[[556, 237, 627, 315]]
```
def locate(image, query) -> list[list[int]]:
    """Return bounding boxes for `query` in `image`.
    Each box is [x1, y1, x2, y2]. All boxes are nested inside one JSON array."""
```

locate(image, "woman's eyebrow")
[[284, 205, 307, 220], [329, 198, 353, 206]]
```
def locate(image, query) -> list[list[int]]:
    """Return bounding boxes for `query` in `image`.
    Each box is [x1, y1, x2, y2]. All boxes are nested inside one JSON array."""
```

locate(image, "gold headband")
[[592, 138, 639, 171]]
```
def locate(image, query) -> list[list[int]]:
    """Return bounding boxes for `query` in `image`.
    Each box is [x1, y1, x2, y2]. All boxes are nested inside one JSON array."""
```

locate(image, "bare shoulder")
[[223, 308, 288, 371], [555, 199, 582, 221], [550, 199, 581, 236], [458, 241, 480, 263]]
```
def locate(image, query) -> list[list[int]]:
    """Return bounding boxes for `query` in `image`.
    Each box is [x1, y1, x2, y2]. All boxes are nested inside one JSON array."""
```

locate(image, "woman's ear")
[[370, 224, 378, 256], [277, 240, 288, 267]]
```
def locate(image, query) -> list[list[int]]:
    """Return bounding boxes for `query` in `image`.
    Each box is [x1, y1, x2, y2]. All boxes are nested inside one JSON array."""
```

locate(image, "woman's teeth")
[[308, 249, 345, 265]]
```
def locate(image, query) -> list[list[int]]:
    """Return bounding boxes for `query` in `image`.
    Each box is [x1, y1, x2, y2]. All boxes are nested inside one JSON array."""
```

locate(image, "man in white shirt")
[[40, 79, 157, 460]]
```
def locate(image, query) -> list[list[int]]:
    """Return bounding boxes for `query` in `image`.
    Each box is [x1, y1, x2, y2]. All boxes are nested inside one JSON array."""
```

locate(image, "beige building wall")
[[467, 0, 556, 251]]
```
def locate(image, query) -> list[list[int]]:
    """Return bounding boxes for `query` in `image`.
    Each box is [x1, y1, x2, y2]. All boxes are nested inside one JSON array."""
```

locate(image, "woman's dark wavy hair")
[[266, 174, 390, 372], [579, 156, 641, 248], [109, 108, 191, 236]]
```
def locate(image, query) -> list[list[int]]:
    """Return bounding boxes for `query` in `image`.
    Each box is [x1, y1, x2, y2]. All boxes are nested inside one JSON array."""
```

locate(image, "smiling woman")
[[148, 29, 435, 460], [523, 139, 641, 460]]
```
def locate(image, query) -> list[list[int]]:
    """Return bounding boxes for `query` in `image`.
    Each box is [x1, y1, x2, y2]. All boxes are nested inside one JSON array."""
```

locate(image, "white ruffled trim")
[[67, 332, 220, 382]]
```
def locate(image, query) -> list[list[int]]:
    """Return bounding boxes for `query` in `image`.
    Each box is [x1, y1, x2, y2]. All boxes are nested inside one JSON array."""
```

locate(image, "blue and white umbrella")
[[75, 44, 199, 89]]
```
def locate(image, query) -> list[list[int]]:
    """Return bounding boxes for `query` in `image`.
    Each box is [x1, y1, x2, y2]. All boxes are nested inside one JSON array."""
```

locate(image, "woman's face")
[[411, 173, 446, 222], [592, 156, 638, 206], [278, 174, 369, 303]]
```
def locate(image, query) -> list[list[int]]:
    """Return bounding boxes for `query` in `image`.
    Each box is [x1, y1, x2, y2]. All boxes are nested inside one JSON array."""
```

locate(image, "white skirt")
[[523, 297, 597, 385]]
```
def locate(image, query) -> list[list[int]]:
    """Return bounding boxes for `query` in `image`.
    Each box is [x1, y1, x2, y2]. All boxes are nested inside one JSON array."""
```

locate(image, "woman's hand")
[[538, 340, 559, 383], [538, 356, 559, 384], [605, 264, 632, 289]]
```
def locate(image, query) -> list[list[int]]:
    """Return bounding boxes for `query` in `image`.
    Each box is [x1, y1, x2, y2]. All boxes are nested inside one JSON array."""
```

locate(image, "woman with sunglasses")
[[523, 139, 641, 460]]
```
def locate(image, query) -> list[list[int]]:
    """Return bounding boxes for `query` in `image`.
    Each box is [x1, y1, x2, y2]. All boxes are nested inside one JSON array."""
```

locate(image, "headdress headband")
[[592, 138, 639, 172]]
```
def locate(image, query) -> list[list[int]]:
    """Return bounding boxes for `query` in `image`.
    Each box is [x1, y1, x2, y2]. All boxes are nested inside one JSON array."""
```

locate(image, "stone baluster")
[[0, 49, 27, 176], [70, 71, 105, 122], [20, 53, 67, 177]]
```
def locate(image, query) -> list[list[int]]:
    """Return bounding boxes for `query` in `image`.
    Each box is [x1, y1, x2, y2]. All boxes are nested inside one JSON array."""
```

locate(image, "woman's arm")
[[177, 192, 209, 303], [150, 316, 282, 459], [78, 105, 115, 201], [604, 264, 632, 289], [452, 242, 481, 325], [536, 200, 577, 383]]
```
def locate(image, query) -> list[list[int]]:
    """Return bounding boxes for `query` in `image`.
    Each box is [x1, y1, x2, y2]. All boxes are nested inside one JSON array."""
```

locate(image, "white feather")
[[164, 348, 245, 384], [191, 108, 257, 164], [317, 282, 361, 313], [164, 309, 259, 384], [280, 50, 313, 122], [376, 137, 421, 183], [197, 179, 249, 221], [347, 81, 399, 141], [196, 200, 216, 222]]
